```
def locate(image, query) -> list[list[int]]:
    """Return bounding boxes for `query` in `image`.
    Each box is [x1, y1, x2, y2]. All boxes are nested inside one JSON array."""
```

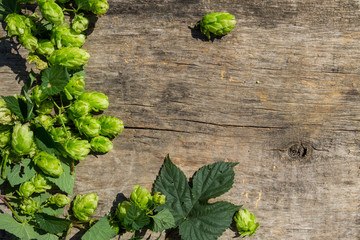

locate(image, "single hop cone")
[[130, 184, 153, 210], [32, 151, 64, 177], [72, 193, 99, 222], [198, 12, 236, 39], [233, 209, 259, 237], [49, 194, 71, 207]]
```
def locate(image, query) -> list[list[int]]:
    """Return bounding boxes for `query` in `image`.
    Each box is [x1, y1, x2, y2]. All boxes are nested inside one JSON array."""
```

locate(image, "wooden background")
[[1, 0, 360, 239]]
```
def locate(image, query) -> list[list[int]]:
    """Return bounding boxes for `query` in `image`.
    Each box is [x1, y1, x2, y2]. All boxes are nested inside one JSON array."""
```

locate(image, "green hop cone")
[[36, 39, 55, 56], [75, 116, 101, 138], [0, 127, 11, 149], [49, 194, 71, 207], [90, 136, 113, 153], [0, 99, 15, 125], [130, 184, 153, 210], [198, 12, 236, 40], [38, 0, 65, 25], [11, 123, 35, 156], [36, 101, 54, 115], [92, 0, 109, 15], [50, 126, 72, 143], [26, 54, 48, 70], [64, 73, 85, 100], [67, 100, 91, 119], [115, 200, 131, 223], [72, 13, 89, 33], [33, 151, 63, 177], [64, 138, 91, 161], [18, 181, 36, 198], [4, 13, 34, 37], [55, 113, 70, 125], [31, 173, 52, 193], [234, 209, 259, 237], [20, 198, 39, 215], [98, 115, 124, 138], [152, 192, 166, 206], [48, 47, 90, 69], [72, 193, 99, 222], [57, 0, 70, 3], [51, 25, 86, 49], [79, 91, 109, 112], [31, 114, 55, 130], [19, 33, 38, 52], [31, 85, 48, 106]]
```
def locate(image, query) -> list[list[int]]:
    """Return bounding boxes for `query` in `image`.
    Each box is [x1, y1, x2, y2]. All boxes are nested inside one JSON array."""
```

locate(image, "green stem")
[[0, 196, 24, 223], [0, 194, 17, 199], [1, 153, 9, 179], [51, 97, 70, 138], [63, 8, 77, 13], [71, 160, 75, 175]]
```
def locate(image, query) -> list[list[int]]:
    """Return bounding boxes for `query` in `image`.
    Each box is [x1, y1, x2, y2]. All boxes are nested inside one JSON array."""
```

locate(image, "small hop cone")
[[199, 12, 236, 39], [72, 193, 99, 222], [64, 73, 85, 100], [75, 116, 101, 138], [115, 200, 131, 223], [98, 115, 124, 138], [153, 192, 166, 206], [79, 91, 109, 112], [72, 13, 89, 33], [20, 198, 39, 215], [0, 99, 16, 125], [130, 184, 153, 210], [37, 39, 55, 56], [0, 126, 12, 149], [48, 47, 90, 69], [18, 181, 36, 198], [11, 123, 35, 156], [234, 209, 259, 237], [67, 100, 91, 119], [90, 136, 113, 153], [31, 85, 48, 106], [38, 0, 65, 25], [31, 173, 52, 193], [49, 194, 71, 207], [19, 33, 38, 53], [92, 0, 109, 15], [51, 25, 86, 49], [64, 138, 91, 161]]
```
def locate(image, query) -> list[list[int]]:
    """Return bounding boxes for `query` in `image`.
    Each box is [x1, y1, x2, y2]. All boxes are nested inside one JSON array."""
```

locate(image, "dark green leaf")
[[81, 216, 117, 240], [45, 161, 75, 195], [37, 233, 58, 240], [34, 127, 58, 156], [19, 95, 34, 122], [153, 155, 192, 225], [7, 159, 36, 187], [0, 177, 4, 185], [23, 70, 38, 93], [34, 213, 71, 234], [42, 205, 64, 217], [1, 96, 24, 121], [32, 193, 51, 205], [179, 202, 239, 240], [124, 203, 150, 231], [41, 65, 70, 96], [153, 155, 240, 240], [0, 213, 40, 240], [151, 209, 175, 232], [192, 162, 238, 203], [0, 0, 20, 21]]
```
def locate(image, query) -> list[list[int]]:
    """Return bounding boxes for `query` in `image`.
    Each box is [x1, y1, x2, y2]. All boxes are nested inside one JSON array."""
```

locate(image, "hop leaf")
[[198, 12, 236, 39], [72, 193, 99, 222], [234, 209, 259, 237]]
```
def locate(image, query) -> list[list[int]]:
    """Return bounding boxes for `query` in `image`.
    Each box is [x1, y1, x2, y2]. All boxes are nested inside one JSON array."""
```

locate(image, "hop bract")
[[4, 13, 33, 37], [72, 193, 99, 222], [51, 25, 86, 49], [234, 209, 259, 237], [38, 0, 65, 25], [72, 13, 89, 33], [90, 136, 113, 153], [130, 184, 153, 210], [49, 194, 71, 207], [48, 47, 90, 69], [64, 138, 91, 161], [31, 173, 52, 193], [79, 91, 109, 112], [11, 123, 35, 156], [0, 99, 15, 125], [37, 39, 55, 56], [33, 151, 64, 177], [199, 12, 236, 39], [75, 116, 101, 138]]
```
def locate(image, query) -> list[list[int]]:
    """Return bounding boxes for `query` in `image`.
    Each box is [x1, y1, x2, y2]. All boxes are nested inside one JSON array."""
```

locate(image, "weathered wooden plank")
[[1, 0, 360, 239]]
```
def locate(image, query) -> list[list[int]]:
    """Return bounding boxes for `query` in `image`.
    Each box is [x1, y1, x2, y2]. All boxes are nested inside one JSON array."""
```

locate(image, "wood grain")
[[1, 0, 360, 239]]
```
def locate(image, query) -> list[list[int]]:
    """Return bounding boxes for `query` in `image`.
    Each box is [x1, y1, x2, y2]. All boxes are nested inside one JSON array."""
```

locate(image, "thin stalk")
[[1, 153, 9, 179], [0, 196, 24, 223], [51, 96, 70, 138], [0, 194, 17, 199]]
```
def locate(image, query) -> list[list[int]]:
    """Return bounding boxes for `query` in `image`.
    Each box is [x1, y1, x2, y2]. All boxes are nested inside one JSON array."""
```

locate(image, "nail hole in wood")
[[287, 143, 312, 160]]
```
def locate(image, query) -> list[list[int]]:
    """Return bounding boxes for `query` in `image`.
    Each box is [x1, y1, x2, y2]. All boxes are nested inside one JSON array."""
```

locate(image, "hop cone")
[[72, 193, 99, 222], [98, 115, 124, 138], [48, 47, 90, 69], [0, 126, 11, 149], [19, 33, 38, 52], [64, 73, 85, 100], [79, 91, 109, 112], [51, 25, 86, 49], [33, 151, 64, 177], [49, 194, 71, 207], [0, 99, 15, 125], [199, 12, 236, 39], [18, 181, 35, 198], [31, 173, 52, 193], [75, 116, 101, 138], [72, 13, 89, 33], [64, 138, 91, 161], [20, 198, 39, 215], [130, 184, 153, 210], [4, 13, 33, 37], [234, 209, 259, 237], [38, 0, 65, 25], [115, 200, 131, 223], [11, 123, 35, 156], [90, 136, 113, 153], [37, 39, 55, 56]]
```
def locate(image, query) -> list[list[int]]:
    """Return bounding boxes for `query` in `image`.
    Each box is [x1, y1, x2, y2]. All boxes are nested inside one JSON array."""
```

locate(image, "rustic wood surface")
[[1, 0, 360, 239]]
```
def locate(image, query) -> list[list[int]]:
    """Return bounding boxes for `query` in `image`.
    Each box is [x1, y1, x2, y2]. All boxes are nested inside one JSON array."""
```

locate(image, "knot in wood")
[[287, 143, 312, 160]]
